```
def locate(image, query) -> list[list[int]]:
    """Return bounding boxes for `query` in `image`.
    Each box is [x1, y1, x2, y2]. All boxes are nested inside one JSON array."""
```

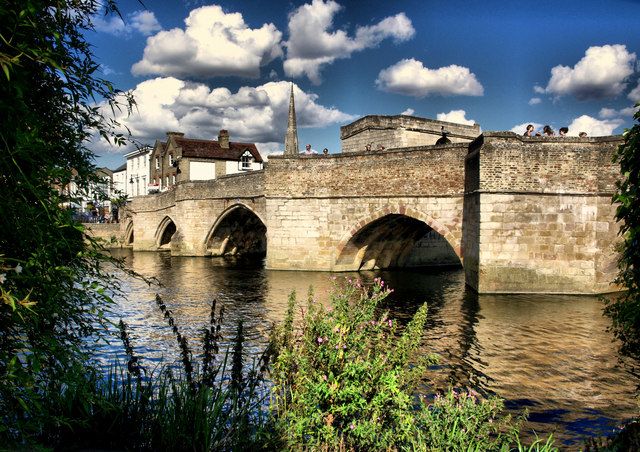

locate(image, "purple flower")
[[317, 337, 324, 344]]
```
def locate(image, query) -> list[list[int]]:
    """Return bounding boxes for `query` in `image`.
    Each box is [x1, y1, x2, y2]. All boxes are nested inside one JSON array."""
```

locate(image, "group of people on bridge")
[[523, 124, 588, 137]]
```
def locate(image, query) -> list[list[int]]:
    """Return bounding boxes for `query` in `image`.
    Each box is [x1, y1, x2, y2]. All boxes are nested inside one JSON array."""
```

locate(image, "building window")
[[155, 157, 160, 170], [240, 151, 252, 170], [172, 175, 176, 185], [165, 176, 169, 187], [169, 154, 174, 166]]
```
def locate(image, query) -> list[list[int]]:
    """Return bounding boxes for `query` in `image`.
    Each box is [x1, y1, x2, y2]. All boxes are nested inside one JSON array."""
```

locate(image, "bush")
[[267, 278, 554, 451]]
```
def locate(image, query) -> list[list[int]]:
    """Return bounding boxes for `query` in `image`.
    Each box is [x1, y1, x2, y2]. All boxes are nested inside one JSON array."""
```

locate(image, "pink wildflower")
[[317, 337, 324, 344], [350, 423, 355, 430]]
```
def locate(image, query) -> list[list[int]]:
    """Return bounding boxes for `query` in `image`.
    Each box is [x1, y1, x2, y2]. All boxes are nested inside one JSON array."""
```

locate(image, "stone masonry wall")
[[340, 115, 480, 153], [266, 145, 468, 197], [469, 133, 622, 294], [129, 171, 265, 254], [265, 147, 468, 270], [265, 197, 464, 271]]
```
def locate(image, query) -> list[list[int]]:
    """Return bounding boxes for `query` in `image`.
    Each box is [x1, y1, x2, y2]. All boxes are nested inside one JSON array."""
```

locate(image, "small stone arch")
[[334, 204, 461, 271], [155, 215, 177, 249], [204, 203, 267, 257], [124, 220, 134, 246]]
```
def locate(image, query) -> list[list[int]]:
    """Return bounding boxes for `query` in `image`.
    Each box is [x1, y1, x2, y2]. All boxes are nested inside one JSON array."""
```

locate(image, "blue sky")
[[89, 0, 640, 169]]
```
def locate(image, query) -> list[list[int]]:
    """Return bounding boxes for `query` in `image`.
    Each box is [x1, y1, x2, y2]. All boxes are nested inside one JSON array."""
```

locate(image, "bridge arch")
[[155, 216, 177, 249], [124, 220, 134, 245], [205, 203, 267, 257], [335, 205, 461, 271]]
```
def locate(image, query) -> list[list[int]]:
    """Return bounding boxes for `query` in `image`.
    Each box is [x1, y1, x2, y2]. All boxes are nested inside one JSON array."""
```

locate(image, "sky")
[[87, 0, 640, 169]]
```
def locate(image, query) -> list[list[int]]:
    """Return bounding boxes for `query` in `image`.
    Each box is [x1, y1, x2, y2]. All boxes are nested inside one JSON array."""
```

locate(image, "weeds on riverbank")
[[40, 294, 269, 451], [266, 278, 557, 451]]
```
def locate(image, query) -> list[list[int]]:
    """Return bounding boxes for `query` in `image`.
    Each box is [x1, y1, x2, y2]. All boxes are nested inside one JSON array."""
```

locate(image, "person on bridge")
[[304, 144, 317, 155], [523, 124, 535, 137]]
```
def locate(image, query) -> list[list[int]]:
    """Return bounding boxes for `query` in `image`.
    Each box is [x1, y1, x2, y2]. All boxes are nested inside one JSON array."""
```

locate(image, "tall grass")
[[46, 294, 269, 451]]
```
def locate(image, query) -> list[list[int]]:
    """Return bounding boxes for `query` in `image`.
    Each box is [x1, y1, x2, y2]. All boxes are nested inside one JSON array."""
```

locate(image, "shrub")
[[268, 278, 554, 451]]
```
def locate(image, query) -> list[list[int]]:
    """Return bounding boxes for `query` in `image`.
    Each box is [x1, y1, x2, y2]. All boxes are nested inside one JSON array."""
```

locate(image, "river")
[[104, 249, 637, 449]]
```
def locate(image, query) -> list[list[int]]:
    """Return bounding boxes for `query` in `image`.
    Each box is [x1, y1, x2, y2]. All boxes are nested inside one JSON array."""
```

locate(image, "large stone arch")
[[155, 215, 177, 249], [204, 203, 267, 257], [334, 204, 462, 271]]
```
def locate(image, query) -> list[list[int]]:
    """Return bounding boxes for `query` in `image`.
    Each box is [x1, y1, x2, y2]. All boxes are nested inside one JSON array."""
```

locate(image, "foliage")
[[267, 278, 554, 451], [0, 0, 133, 445], [27, 295, 269, 451], [605, 105, 640, 362]]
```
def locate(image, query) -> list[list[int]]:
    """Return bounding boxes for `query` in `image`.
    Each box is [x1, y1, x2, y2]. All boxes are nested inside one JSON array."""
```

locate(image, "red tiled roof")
[[174, 137, 263, 163]]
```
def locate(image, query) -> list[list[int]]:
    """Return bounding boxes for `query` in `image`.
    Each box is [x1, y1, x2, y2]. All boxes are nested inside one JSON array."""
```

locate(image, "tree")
[[0, 1, 132, 445], [606, 105, 640, 363]]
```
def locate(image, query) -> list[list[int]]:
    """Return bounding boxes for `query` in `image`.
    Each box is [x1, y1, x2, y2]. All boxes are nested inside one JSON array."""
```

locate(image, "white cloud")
[[436, 109, 475, 125], [629, 80, 640, 102], [567, 115, 624, 136], [533, 85, 545, 94], [598, 107, 618, 119], [93, 9, 161, 37], [91, 79, 356, 155], [375, 58, 483, 97], [94, 14, 126, 35], [401, 108, 415, 116], [511, 122, 543, 135], [528, 97, 542, 105], [542, 44, 636, 99], [600, 105, 639, 118], [130, 11, 162, 36], [284, 0, 414, 84], [132, 5, 283, 78], [620, 105, 640, 116]]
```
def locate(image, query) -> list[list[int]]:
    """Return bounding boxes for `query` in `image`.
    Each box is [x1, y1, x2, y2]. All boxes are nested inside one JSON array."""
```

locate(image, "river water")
[[105, 249, 637, 449]]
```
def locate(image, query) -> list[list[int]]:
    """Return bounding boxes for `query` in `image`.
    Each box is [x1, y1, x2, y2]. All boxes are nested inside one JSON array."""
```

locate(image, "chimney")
[[166, 131, 185, 139], [218, 129, 229, 149]]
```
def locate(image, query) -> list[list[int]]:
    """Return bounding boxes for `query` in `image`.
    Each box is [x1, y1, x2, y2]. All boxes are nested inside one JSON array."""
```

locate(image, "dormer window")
[[240, 151, 252, 171], [155, 156, 160, 170], [169, 154, 174, 166]]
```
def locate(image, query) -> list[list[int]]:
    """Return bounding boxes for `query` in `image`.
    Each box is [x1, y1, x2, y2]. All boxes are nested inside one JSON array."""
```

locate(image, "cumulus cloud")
[[401, 108, 415, 115], [600, 105, 639, 118], [93, 13, 126, 35], [567, 115, 624, 136], [284, 0, 414, 84], [541, 44, 636, 100], [94, 9, 161, 37], [132, 5, 283, 78], [629, 80, 640, 102], [511, 122, 543, 135], [130, 11, 162, 36], [375, 58, 483, 97], [436, 109, 476, 125], [528, 97, 542, 105], [91, 79, 356, 156]]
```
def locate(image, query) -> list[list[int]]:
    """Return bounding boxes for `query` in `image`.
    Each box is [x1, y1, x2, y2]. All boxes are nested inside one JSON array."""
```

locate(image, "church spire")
[[284, 83, 299, 157]]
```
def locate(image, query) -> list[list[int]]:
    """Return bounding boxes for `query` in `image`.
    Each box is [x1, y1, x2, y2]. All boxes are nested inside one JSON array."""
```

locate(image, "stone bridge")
[[123, 133, 622, 295]]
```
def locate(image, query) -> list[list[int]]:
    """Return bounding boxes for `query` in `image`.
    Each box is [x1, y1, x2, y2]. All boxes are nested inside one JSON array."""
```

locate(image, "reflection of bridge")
[[124, 132, 622, 295]]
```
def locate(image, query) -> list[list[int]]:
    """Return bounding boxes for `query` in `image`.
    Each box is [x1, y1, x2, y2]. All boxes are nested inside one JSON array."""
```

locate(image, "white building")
[[124, 147, 152, 197], [112, 163, 127, 198]]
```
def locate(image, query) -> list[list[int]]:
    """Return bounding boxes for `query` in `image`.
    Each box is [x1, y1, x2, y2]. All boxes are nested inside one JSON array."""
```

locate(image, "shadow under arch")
[[205, 203, 266, 258], [124, 220, 134, 245], [155, 216, 177, 249], [335, 208, 462, 272]]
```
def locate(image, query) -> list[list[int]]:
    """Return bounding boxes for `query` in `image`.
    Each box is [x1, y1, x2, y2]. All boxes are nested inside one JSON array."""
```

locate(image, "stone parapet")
[[469, 133, 621, 194], [340, 115, 480, 153], [267, 144, 468, 198]]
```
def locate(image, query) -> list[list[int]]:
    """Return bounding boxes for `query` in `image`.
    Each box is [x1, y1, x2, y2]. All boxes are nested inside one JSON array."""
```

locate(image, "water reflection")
[[107, 249, 636, 448]]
